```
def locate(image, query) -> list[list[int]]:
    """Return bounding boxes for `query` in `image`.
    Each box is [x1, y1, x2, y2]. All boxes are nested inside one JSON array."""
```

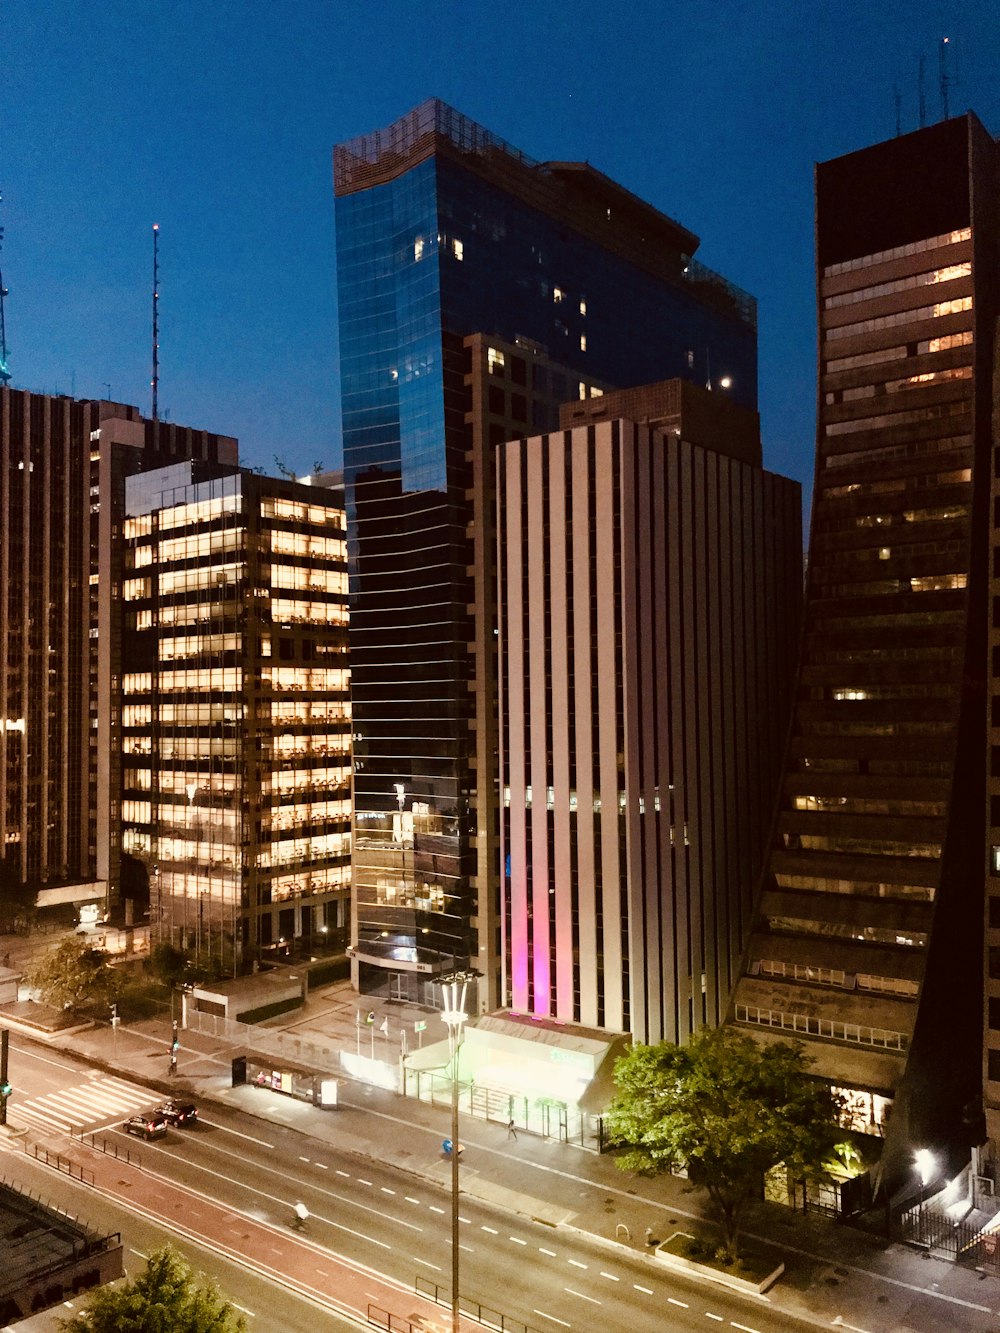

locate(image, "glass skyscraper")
[[334, 99, 758, 1002]]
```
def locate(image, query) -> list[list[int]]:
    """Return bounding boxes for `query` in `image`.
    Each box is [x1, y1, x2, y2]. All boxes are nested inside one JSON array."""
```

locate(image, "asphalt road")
[[3, 1034, 825, 1333], [5, 1144, 360, 1333]]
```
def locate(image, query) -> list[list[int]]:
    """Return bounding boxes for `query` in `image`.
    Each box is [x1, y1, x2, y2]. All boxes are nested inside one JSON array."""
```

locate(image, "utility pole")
[[0, 1028, 11, 1126]]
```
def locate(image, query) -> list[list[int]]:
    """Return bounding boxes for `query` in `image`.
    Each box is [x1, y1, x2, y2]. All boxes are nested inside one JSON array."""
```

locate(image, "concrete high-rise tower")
[[729, 113, 999, 1187]]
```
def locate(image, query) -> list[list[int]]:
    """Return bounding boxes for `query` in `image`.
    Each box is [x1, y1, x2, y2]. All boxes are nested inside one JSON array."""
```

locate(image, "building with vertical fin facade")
[[729, 113, 999, 1186], [120, 463, 350, 971], [334, 98, 759, 1007], [498, 380, 801, 1042], [0, 389, 236, 917]]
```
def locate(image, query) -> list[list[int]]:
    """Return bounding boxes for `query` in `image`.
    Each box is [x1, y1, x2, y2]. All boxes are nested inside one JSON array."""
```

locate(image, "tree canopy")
[[58, 1245, 247, 1333], [605, 1026, 842, 1260], [27, 937, 122, 1012]]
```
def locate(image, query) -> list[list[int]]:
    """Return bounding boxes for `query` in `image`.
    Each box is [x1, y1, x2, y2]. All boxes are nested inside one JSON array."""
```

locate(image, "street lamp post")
[[440, 971, 476, 1333], [915, 1148, 936, 1243]]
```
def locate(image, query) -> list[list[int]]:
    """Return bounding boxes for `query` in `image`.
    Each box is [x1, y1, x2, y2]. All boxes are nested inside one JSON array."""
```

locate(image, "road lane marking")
[[405, 1196, 421, 1204], [539, 1247, 557, 1256], [705, 1317, 723, 1323], [336, 1169, 350, 1177], [232, 1304, 255, 1317], [198, 1121, 275, 1148], [316, 1162, 328, 1169], [381, 1187, 396, 1195], [482, 1226, 498, 1234], [568, 1259, 587, 1269], [510, 1236, 527, 1245], [633, 1285, 653, 1295], [600, 1272, 619, 1282], [731, 1325, 763, 1333], [357, 1178, 372, 1186], [667, 1296, 687, 1307], [565, 1288, 600, 1305], [429, 1205, 445, 1214], [414, 1257, 441, 1270], [534, 1311, 570, 1327], [298, 1156, 310, 1162]]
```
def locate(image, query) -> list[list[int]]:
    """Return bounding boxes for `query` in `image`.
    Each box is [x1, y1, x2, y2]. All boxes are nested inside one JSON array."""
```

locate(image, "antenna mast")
[[151, 223, 160, 420], [0, 192, 10, 387], [939, 37, 951, 120]]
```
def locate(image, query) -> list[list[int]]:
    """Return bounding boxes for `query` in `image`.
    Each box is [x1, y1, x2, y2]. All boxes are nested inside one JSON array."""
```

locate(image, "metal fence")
[[415, 1274, 544, 1333]]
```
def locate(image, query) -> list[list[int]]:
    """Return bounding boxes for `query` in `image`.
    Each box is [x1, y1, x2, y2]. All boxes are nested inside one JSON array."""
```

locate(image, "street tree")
[[150, 940, 190, 989], [27, 937, 122, 1012], [0, 854, 34, 931], [605, 1026, 842, 1262], [58, 1244, 247, 1333]]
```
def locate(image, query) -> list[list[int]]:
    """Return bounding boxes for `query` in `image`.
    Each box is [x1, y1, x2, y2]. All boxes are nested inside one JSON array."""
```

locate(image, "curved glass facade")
[[336, 100, 758, 992]]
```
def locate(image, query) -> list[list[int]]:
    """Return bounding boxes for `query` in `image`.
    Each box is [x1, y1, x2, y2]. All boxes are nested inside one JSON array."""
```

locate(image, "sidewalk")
[[5, 977, 1000, 1333]]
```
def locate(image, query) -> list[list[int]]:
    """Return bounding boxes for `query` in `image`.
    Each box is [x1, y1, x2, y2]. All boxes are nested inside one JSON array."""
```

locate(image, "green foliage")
[[0, 855, 35, 929], [27, 937, 122, 1012], [58, 1244, 247, 1333], [150, 941, 190, 988], [605, 1027, 842, 1261]]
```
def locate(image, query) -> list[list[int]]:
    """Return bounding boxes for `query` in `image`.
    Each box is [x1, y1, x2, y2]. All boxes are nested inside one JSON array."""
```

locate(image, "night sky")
[[4, 1, 998, 522]]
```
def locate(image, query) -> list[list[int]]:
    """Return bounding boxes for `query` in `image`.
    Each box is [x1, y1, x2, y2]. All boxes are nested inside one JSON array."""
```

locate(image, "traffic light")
[[171, 1021, 180, 1053]]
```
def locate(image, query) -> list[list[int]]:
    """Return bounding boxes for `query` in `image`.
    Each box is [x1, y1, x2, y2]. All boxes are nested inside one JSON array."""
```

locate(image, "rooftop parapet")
[[334, 99, 755, 330]]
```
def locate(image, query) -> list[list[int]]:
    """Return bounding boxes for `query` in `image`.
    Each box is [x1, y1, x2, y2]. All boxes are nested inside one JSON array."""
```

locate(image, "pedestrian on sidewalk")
[[507, 1118, 517, 1140]]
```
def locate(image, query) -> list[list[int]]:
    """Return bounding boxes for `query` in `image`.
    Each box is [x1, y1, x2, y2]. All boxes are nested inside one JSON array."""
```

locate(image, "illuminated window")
[[579, 299, 587, 316], [580, 335, 587, 352], [878, 548, 891, 560], [578, 382, 587, 400], [589, 386, 603, 399], [911, 573, 967, 591], [487, 347, 505, 372], [414, 236, 425, 261], [452, 238, 463, 261], [553, 286, 564, 303]]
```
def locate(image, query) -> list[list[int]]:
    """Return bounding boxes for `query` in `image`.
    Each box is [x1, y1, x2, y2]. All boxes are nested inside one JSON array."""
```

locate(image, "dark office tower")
[[120, 464, 350, 971], [334, 99, 758, 1004], [729, 114, 999, 1185], [0, 390, 236, 919]]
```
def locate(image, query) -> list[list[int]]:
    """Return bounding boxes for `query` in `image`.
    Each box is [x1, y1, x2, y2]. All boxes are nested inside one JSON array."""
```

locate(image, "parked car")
[[155, 1098, 198, 1127], [122, 1112, 168, 1140]]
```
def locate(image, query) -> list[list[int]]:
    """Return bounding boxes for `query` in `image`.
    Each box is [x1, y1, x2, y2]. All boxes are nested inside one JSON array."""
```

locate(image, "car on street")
[[155, 1098, 198, 1127], [122, 1112, 168, 1140]]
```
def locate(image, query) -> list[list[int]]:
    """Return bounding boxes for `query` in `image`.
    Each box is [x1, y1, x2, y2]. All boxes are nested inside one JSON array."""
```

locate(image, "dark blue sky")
[[4, 2, 998, 517]]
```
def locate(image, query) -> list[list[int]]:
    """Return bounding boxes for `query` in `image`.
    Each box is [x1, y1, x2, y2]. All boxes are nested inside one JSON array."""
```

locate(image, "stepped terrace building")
[[121, 462, 350, 971], [729, 113, 999, 1185]]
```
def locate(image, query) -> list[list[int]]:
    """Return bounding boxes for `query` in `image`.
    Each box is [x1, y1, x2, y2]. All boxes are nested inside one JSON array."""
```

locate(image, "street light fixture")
[[915, 1147, 937, 1242], [439, 970, 478, 1333]]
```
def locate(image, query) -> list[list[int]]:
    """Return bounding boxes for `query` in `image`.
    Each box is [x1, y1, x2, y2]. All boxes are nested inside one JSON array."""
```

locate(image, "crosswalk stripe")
[[16, 1078, 160, 1134]]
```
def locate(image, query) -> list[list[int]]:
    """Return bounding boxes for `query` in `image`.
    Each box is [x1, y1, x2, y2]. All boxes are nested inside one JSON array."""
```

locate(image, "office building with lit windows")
[[120, 462, 350, 970], [335, 98, 758, 1005], [0, 389, 236, 915], [728, 113, 999, 1186], [498, 380, 801, 1043]]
